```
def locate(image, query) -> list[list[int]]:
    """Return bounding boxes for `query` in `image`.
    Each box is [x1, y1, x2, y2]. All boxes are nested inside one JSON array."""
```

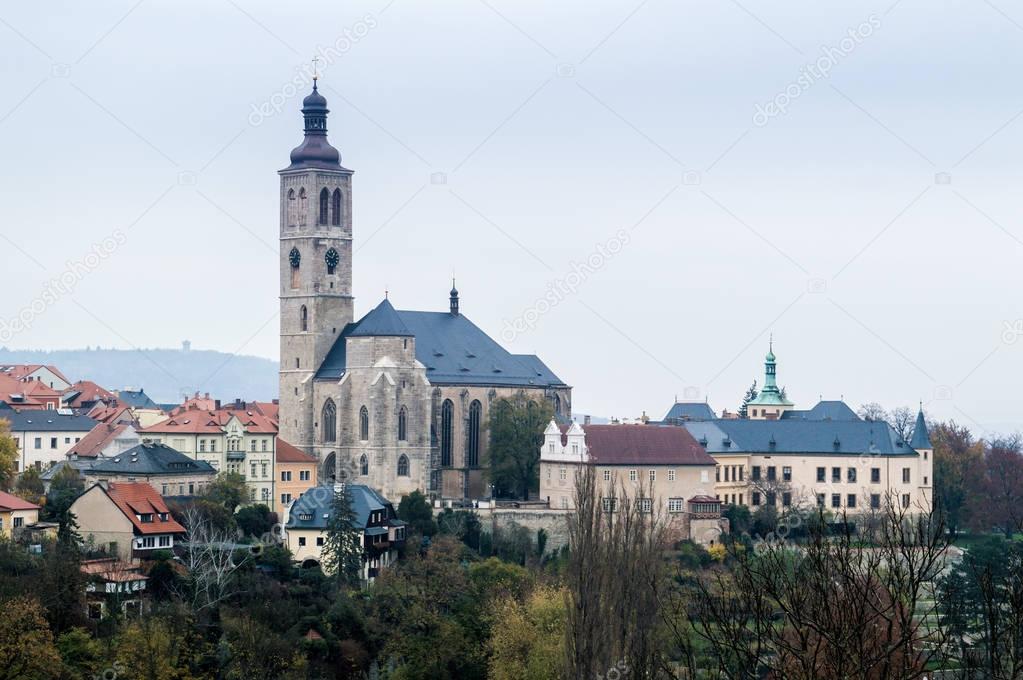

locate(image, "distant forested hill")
[[0, 347, 278, 404]]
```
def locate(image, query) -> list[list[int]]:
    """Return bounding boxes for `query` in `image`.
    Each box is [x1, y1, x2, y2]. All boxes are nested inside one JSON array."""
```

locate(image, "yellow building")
[[0, 491, 40, 538]]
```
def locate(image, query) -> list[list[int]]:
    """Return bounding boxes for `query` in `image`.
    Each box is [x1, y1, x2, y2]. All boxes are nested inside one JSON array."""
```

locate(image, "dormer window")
[[139, 513, 153, 523]]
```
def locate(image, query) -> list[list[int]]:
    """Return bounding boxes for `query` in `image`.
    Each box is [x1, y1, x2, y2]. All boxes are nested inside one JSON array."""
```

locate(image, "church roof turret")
[[285, 80, 347, 171]]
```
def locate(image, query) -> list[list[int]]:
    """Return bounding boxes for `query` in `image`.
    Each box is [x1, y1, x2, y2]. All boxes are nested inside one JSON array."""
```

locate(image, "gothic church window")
[[300, 305, 308, 332], [331, 188, 342, 226], [298, 188, 307, 225], [318, 188, 329, 226], [441, 399, 454, 467], [397, 454, 409, 477], [322, 399, 337, 443], [359, 406, 369, 441], [467, 400, 481, 468], [360, 454, 368, 476], [398, 406, 408, 441]]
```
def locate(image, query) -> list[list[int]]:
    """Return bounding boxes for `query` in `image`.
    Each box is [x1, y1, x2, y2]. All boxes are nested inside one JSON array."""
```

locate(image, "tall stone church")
[[278, 81, 571, 500]]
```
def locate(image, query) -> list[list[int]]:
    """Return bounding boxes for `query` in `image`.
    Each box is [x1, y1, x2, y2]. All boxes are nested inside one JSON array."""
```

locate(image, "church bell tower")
[[278, 77, 354, 449]]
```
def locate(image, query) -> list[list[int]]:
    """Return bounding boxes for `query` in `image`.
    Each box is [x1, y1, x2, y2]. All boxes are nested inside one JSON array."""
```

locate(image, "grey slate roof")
[[285, 483, 396, 531], [663, 402, 717, 422], [348, 299, 413, 337], [684, 418, 919, 457], [85, 443, 215, 476], [781, 400, 860, 421], [0, 410, 96, 432], [316, 301, 568, 388], [117, 389, 160, 410], [910, 409, 932, 449]]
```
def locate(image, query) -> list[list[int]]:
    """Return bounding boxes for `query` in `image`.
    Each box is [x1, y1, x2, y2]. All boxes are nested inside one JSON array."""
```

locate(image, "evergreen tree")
[[42, 506, 85, 635], [321, 485, 363, 587], [739, 380, 758, 418]]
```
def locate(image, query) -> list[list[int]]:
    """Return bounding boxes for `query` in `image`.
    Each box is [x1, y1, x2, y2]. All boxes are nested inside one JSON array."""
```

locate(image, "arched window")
[[359, 405, 369, 441], [397, 454, 409, 477], [441, 399, 453, 467], [289, 247, 301, 289], [300, 305, 308, 332], [360, 454, 368, 476], [321, 399, 336, 443], [287, 189, 296, 227], [323, 452, 336, 483], [553, 394, 561, 415], [398, 405, 408, 441], [318, 188, 329, 225], [298, 188, 307, 225], [467, 400, 482, 468], [331, 188, 342, 226]]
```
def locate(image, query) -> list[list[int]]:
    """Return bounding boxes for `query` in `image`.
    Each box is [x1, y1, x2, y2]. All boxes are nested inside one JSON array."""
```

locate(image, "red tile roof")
[[104, 482, 185, 535], [63, 380, 116, 408], [0, 490, 41, 511], [141, 405, 278, 435], [1, 364, 71, 384], [87, 402, 135, 424], [582, 424, 715, 466], [275, 437, 317, 463], [69, 422, 130, 458]]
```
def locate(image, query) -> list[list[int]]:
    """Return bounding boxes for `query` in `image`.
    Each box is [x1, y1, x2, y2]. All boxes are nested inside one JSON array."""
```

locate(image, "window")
[[34, 437, 41, 449], [767, 466, 776, 481], [281, 471, 292, 482], [331, 188, 342, 226], [902, 494, 910, 508], [603, 470, 611, 482], [13, 516, 24, 528], [601, 497, 618, 513], [300, 470, 310, 481], [281, 493, 292, 505], [158, 536, 171, 547], [782, 466, 792, 482], [141, 537, 155, 548], [847, 468, 857, 483], [300, 305, 308, 332], [398, 406, 408, 441], [322, 399, 337, 443], [360, 454, 369, 476], [560, 496, 569, 509], [287, 188, 296, 226], [262, 439, 268, 452], [847, 494, 857, 508], [467, 400, 481, 467], [162, 484, 168, 495], [316, 536, 324, 547], [668, 498, 684, 513], [751, 465, 761, 481], [64, 437, 70, 444], [724, 466, 730, 482], [766, 492, 776, 507], [902, 468, 911, 484], [701, 470, 709, 483], [440, 400, 453, 466], [250, 439, 257, 452], [629, 470, 638, 482], [139, 513, 153, 523], [298, 537, 306, 547], [251, 463, 257, 478], [668, 469, 676, 482], [871, 494, 881, 509], [738, 466, 744, 481], [261, 463, 267, 478], [638, 498, 653, 514], [649, 469, 656, 482], [817, 493, 825, 507], [397, 454, 409, 477], [359, 405, 370, 441], [50, 437, 57, 449], [816, 467, 825, 482], [559, 467, 567, 481], [715, 466, 720, 482], [782, 492, 791, 507], [752, 492, 761, 506], [832, 467, 841, 482], [210, 440, 217, 452], [831, 494, 841, 508], [319, 187, 329, 225], [871, 467, 881, 483]]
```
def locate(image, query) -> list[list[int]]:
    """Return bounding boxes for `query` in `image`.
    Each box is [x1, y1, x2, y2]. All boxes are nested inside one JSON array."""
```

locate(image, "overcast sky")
[[2, 0, 1023, 432]]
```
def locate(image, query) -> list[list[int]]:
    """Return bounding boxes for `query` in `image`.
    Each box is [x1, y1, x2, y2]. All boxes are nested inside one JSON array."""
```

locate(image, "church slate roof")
[[780, 400, 859, 421], [316, 302, 568, 388], [662, 402, 717, 422], [684, 418, 919, 456], [348, 299, 412, 337]]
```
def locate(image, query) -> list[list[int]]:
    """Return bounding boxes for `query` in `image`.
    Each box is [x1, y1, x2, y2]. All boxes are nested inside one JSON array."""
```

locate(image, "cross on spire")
[[311, 55, 321, 82]]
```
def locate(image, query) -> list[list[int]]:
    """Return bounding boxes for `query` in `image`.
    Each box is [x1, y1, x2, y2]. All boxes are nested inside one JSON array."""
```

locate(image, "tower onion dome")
[[286, 81, 343, 170]]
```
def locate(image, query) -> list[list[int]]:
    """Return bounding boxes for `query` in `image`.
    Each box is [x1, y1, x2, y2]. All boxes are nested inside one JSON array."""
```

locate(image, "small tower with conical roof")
[[747, 337, 794, 420], [279, 77, 355, 450], [910, 405, 933, 509], [449, 279, 459, 316]]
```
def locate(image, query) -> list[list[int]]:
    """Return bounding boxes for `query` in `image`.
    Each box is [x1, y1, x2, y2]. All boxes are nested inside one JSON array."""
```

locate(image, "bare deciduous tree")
[[175, 505, 249, 616]]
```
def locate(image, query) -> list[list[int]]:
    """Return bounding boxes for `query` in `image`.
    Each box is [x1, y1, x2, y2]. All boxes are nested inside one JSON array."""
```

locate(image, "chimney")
[[214, 399, 221, 409], [583, 415, 591, 426]]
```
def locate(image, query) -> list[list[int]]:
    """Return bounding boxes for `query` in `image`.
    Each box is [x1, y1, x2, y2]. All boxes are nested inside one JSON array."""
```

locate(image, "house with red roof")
[[70, 482, 186, 560], [539, 420, 723, 545], [0, 490, 41, 539], [63, 380, 117, 409], [276, 437, 318, 508], [0, 364, 71, 390]]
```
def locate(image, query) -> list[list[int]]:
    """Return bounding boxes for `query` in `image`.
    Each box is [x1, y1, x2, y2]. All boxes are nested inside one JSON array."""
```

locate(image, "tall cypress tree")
[[321, 485, 363, 587]]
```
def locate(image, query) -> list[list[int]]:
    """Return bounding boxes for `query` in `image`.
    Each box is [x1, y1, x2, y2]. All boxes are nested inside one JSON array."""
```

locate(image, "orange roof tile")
[[141, 405, 278, 435], [0, 490, 40, 511], [276, 437, 317, 463], [63, 380, 116, 408], [105, 482, 185, 535], [69, 422, 129, 458], [0, 364, 71, 384]]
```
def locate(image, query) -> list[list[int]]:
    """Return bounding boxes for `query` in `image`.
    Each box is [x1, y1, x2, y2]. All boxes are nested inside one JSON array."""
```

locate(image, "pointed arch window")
[[318, 188, 329, 225], [300, 305, 308, 332], [441, 399, 454, 467], [298, 188, 307, 226], [331, 188, 342, 226], [360, 454, 369, 476], [321, 399, 336, 443], [359, 405, 369, 441], [398, 405, 408, 442], [467, 400, 482, 468], [397, 454, 409, 477], [287, 189, 296, 227]]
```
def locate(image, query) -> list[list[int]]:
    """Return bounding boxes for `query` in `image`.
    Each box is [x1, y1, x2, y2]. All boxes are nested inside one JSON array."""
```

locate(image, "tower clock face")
[[289, 248, 301, 267], [325, 248, 339, 269]]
